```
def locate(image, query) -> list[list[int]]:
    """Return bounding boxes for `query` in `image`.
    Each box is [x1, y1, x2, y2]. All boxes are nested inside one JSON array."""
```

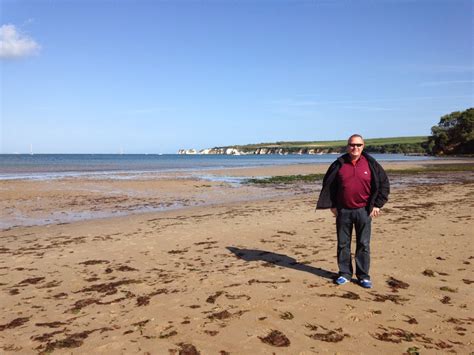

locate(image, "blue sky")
[[1, 0, 472, 153]]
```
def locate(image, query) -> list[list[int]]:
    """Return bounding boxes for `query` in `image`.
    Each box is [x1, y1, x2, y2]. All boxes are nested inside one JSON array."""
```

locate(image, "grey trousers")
[[336, 207, 372, 280]]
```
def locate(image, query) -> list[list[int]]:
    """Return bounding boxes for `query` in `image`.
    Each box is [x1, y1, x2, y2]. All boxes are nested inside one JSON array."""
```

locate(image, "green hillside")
[[231, 136, 427, 149], [225, 136, 429, 154]]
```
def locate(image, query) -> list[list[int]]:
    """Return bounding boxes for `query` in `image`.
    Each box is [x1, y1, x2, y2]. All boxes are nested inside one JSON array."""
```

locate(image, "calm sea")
[[0, 154, 438, 180]]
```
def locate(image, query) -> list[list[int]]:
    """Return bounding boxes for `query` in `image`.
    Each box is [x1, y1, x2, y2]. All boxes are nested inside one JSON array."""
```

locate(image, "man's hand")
[[370, 207, 381, 218], [330, 208, 338, 217]]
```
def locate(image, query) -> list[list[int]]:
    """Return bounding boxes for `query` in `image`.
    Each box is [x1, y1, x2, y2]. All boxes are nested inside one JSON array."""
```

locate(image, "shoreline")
[[1, 159, 473, 230], [0, 154, 459, 181]]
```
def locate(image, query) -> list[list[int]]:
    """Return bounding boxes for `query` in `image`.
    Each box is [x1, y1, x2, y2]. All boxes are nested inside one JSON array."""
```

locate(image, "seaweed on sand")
[[370, 292, 409, 305], [208, 310, 232, 320], [206, 291, 224, 304], [177, 343, 200, 355], [36, 328, 111, 354], [0, 317, 30, 331], [386, 277, 410, 292], [78, 279, 141, 295], [305, 324, 348, 342], [259, 330, 291, 347]]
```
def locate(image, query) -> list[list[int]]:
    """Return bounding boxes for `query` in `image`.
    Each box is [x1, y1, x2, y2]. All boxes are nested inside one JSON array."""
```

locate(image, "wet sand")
[[0, 160, 473, 354], [1, 159, 470, 230]]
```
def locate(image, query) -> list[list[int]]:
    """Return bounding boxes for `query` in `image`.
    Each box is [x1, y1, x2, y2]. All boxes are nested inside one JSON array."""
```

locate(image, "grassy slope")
[[229, 136, 428, 150]]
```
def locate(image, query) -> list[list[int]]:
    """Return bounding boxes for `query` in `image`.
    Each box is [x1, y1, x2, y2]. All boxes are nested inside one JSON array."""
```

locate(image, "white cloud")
[[0, 24, 41, 59]]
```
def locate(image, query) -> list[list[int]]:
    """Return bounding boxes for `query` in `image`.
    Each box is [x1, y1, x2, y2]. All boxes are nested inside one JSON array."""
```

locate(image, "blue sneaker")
[[359, 279, 372, 289], [335, 276, 349, 285]]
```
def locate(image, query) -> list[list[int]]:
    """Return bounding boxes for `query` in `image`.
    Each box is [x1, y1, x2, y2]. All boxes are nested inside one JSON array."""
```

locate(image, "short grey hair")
[[347, 134, 364, 144]]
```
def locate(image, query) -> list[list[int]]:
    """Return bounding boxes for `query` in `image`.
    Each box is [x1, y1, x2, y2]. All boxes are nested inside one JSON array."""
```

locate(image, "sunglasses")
[[348, 143, 363, 147]]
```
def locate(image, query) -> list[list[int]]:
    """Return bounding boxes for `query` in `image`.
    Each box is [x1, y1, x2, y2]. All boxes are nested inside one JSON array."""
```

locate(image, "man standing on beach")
[[316, 134, 390, 288]]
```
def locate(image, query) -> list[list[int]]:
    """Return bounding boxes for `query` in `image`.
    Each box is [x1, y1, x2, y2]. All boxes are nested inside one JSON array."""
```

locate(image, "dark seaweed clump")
[[0, 317, 30, 331], [386, 277, 409, 292], [246, 174, 325, 184], [259, 330, 291, 347]]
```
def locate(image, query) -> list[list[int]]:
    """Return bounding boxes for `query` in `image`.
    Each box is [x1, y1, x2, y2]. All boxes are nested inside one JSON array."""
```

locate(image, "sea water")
[[0, 153, 439, 180]]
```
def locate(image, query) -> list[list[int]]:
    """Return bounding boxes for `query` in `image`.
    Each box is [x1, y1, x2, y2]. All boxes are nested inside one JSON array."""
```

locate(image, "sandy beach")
[[1, 160, 473, 354]]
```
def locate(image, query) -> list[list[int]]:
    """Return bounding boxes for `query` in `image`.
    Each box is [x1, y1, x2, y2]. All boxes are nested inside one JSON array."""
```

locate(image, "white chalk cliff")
[[177, 147, 333, 155]]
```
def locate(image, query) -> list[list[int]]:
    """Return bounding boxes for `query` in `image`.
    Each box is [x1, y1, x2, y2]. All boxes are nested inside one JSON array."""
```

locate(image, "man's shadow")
[[226, 246, 336, 281]]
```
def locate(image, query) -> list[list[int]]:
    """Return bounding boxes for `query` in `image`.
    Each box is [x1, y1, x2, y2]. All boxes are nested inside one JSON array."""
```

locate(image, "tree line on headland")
[[365, 108, 473, 155], [428, 108, 473, 155], [178, 108, 473, 155]]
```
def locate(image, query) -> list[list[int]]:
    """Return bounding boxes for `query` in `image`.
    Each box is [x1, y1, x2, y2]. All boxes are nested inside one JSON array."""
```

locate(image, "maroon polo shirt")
[[336, 155, 372, 209]]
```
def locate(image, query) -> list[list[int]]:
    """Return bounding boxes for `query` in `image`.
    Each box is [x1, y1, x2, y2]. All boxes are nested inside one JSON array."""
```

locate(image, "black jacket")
[[316, 152, 390, 212]]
